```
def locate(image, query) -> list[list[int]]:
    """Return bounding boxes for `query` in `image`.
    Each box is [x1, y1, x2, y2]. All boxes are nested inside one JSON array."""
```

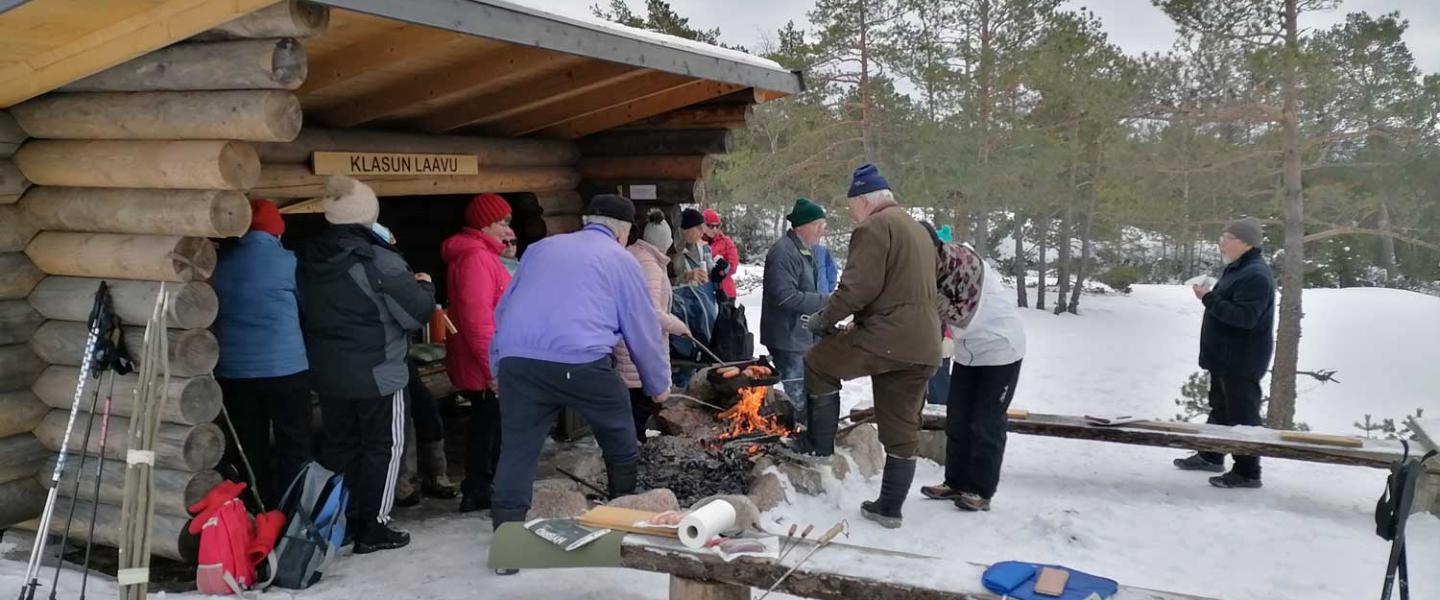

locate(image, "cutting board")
[[1280, 431, 1365, 448], [577, 506, 679, 538]]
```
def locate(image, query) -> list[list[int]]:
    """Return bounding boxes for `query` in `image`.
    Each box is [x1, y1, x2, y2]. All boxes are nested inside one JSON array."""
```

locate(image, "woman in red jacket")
[[702, 208, 740, 301], [442, 193, 513, 512]]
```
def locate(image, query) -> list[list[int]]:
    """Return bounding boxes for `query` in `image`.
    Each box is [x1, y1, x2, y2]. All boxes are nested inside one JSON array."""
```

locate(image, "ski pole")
[[48, 375, 104, 600], [20, 285, 109, 600], [78, 372, 118, 600]]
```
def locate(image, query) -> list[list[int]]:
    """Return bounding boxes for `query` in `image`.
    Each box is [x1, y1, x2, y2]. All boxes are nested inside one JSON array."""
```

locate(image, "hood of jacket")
[[629, 239, 669, 265], [442, 227, 503, 263]]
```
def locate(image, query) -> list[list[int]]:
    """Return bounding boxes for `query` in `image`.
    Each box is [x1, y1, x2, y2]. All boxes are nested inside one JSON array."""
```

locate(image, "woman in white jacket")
[[917, 223, 1027, 512], [616, 211, 691, 442]]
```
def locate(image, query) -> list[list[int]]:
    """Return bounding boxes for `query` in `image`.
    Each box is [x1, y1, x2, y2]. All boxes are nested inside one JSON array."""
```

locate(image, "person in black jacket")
[[1174, 217, 1275, 489], [296, 176, 435, 553]]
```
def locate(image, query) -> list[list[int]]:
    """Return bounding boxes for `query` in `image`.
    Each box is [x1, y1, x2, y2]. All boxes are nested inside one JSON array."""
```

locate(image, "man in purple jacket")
[[488, 195, 669, 544]]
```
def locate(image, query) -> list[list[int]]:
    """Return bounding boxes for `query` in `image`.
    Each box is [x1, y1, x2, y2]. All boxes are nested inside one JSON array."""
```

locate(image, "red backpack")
[[189, 481, 286, 596]]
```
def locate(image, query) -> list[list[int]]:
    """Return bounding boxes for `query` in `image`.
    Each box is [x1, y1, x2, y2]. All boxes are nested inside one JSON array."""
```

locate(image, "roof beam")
[[0, 0, 282, 108], [319, 45, 588, 128], [298, 25, 463, 101], [414, 61, 644, 133], [538, 80, 746, 139], [311, 0, 804, 94], [428, 69, 693, 137], [615, 104, 752, 130]]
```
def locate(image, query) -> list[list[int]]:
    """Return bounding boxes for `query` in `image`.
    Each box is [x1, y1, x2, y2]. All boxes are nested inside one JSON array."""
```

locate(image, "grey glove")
[[803, 312, 836, 337]]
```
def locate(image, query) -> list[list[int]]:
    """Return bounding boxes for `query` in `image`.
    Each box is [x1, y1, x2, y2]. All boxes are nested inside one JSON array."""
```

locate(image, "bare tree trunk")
[[972, 213, 989, 259], [1014, 214, 1028, 307], [1068, 179, 1099, 314], [858, 2, 879, 164], [972, 0, 994, 260], [1377, 199, 1398, 285], [1268, 0, 1304, 430], [1054, 124, 1079, 315], [1036, 211, 1050, 311]]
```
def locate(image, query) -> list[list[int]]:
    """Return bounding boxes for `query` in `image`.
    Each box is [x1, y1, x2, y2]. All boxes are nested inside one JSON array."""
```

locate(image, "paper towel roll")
[[679, 499, 736, 549]]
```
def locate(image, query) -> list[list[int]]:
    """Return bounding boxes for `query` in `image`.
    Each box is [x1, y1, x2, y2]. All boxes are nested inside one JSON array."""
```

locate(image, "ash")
[[637, 436, 754, 507]]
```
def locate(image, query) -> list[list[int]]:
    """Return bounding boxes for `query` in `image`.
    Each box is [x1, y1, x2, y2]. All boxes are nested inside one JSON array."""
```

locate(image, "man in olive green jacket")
[[800, 163, 941, 529]]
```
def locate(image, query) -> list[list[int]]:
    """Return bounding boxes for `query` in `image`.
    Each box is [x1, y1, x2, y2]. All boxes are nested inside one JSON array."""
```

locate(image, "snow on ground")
[[3, 267, 1437, 599]]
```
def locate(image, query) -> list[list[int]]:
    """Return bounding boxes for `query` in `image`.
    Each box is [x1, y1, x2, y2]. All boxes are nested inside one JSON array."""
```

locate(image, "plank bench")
[[619, 536, 1221, 600]]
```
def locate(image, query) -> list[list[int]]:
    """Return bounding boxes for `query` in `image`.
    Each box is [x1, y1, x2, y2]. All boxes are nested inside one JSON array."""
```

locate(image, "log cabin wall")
[[0, 1, 335, 561]]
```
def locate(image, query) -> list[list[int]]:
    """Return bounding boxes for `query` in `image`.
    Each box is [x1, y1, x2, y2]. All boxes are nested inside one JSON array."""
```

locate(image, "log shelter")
[[0, 0, 803, 562]]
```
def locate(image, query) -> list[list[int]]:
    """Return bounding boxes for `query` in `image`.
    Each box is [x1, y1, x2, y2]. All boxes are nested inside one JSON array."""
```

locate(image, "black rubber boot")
[[860, 455, 917, 529], [606, 458, 639, 499], [354, 521, 411, 554], [803, 393, 840, 457]]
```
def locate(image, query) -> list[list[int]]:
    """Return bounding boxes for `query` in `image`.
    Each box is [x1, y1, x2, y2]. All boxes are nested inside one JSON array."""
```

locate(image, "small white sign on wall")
[[628, 184, 658, 200]]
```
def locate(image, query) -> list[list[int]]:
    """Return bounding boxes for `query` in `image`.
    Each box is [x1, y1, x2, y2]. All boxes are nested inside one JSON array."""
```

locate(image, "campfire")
[[714, 386, 792, 454]]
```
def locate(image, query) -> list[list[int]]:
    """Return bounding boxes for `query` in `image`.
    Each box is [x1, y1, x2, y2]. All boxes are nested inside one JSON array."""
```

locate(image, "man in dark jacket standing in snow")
[[297, 175, 435, 553], [761, 198, 828, 425], [1174, 217, 1275, 489]]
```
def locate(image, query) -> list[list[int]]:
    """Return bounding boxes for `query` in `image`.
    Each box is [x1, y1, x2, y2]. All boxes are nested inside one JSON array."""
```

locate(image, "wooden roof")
[[0, 0, 804, 136]]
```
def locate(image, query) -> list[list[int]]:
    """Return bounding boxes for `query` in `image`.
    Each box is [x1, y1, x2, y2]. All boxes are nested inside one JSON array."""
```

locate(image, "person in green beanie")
[[761, 198, 829, 424]]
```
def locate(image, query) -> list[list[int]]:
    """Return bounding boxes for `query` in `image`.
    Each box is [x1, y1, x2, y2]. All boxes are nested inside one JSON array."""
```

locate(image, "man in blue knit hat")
[[798, 164, 941, 529]]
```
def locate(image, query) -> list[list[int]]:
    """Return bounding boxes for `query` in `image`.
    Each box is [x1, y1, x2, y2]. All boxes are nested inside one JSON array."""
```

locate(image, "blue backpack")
[[982, 561, 1119, 599], [271, 462, 349, 590]]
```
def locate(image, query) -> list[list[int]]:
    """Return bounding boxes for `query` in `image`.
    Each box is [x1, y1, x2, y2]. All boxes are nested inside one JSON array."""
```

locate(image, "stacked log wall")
[[0, 2, 332, 561]]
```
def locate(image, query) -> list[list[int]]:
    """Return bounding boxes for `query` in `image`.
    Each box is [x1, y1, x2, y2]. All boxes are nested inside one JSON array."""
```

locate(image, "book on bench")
[[524, 518, 612, 552]]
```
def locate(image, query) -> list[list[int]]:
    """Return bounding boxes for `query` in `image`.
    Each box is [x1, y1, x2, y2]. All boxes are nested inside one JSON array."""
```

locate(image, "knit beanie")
[[585, 194, 636, 223], [680, 208, 705, 230], [321, 175, 379, 225], [786, 198, 826, 227], [702, 208, 722, 226], [847, 163, 890, 198], [1223, 217, 1264, 247], [642, 210, 673, 251], [465, 193, 511, 229], [248, 199, 284, 237]]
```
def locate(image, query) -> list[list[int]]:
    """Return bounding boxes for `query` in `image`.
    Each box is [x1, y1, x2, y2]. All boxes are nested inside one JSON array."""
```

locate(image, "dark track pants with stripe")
[[320, 390, 404, 524]]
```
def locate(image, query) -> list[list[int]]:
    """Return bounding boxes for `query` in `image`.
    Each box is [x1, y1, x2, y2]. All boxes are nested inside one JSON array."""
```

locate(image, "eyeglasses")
[[502, 240, 516, 247], [1219, 233, 1238, 242]]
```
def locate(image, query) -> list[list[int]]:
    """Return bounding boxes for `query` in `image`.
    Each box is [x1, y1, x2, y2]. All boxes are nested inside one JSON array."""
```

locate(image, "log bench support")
[[670, 576, 749, 600]]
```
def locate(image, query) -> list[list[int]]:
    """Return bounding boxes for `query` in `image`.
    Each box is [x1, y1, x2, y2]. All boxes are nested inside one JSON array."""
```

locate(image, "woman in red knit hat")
[[441, 193, 514, 512]]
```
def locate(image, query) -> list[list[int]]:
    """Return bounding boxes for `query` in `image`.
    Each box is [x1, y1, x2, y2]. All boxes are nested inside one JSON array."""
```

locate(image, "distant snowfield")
[[3, 272, 1436, 600]]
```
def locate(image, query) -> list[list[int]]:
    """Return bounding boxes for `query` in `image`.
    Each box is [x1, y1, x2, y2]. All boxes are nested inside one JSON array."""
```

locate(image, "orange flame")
[[716, 386, 792, 440]]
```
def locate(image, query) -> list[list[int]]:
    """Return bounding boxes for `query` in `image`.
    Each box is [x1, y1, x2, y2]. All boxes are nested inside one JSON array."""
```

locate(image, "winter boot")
[[395, 477, 421, 508], [420, 441, 459, 499], [354, 521, 411, 554], [919, 484, 964, 500], [1174, 453, 1225, 473], [954, 492, 991, 512], [606, 458, 639, 499], [860, 455, 917, 529], [459, 492, 491, 513], [1209, 471, 1262, 489], [786, 393, 840, 456]]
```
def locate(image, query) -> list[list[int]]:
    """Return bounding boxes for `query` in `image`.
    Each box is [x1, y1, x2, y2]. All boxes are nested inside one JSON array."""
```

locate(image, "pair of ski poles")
[[18, 284, 125, 600]]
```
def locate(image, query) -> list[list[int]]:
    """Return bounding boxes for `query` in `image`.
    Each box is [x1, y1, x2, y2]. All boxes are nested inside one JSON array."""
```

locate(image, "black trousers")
[[493, 357, 636, 519], [406, 360, 445, 445], [629, 388, 652, 444], [460, 390, 502, 499], [944, 360, 1022, 499], [320, 391, 405, 525], [1200, 373, 1263, 478], [217, 371, 313, 509]]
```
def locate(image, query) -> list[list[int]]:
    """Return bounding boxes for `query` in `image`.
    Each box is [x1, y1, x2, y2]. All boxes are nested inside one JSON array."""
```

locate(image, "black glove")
[[709, 257, 729, 284]]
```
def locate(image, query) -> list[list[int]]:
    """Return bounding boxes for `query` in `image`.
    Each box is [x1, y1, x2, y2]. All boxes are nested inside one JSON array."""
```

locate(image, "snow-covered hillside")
[[3, 273, 1436, 600]]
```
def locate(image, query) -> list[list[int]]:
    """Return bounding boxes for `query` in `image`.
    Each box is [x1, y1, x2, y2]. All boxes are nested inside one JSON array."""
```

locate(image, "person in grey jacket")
[[761, 198, 828, 426]]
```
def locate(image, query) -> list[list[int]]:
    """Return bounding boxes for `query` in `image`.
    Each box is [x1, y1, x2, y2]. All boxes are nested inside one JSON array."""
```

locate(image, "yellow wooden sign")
[[312, 151, 478, 176]]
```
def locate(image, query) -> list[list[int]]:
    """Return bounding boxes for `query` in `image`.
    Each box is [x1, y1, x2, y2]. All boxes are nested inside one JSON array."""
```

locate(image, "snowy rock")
[[691, 494, 761, 534], [916, 429, 947, 465], [748, 472, 787, 511], [537, 442, 606, 482], [529, 479, 588, 519], [655, 401, 716, 437], [777, 457, 825, 496], [839, 423, 885, 478], [607, 488, 679, 513]]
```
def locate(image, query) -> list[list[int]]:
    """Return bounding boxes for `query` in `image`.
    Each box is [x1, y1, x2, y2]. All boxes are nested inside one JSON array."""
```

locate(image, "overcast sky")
[[540, 0, 1440, 74]]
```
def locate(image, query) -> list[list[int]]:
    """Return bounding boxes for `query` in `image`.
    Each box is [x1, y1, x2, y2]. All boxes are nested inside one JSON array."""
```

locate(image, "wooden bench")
[[620, 536, 1220, 600], [848, 406, 1440, 513]]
